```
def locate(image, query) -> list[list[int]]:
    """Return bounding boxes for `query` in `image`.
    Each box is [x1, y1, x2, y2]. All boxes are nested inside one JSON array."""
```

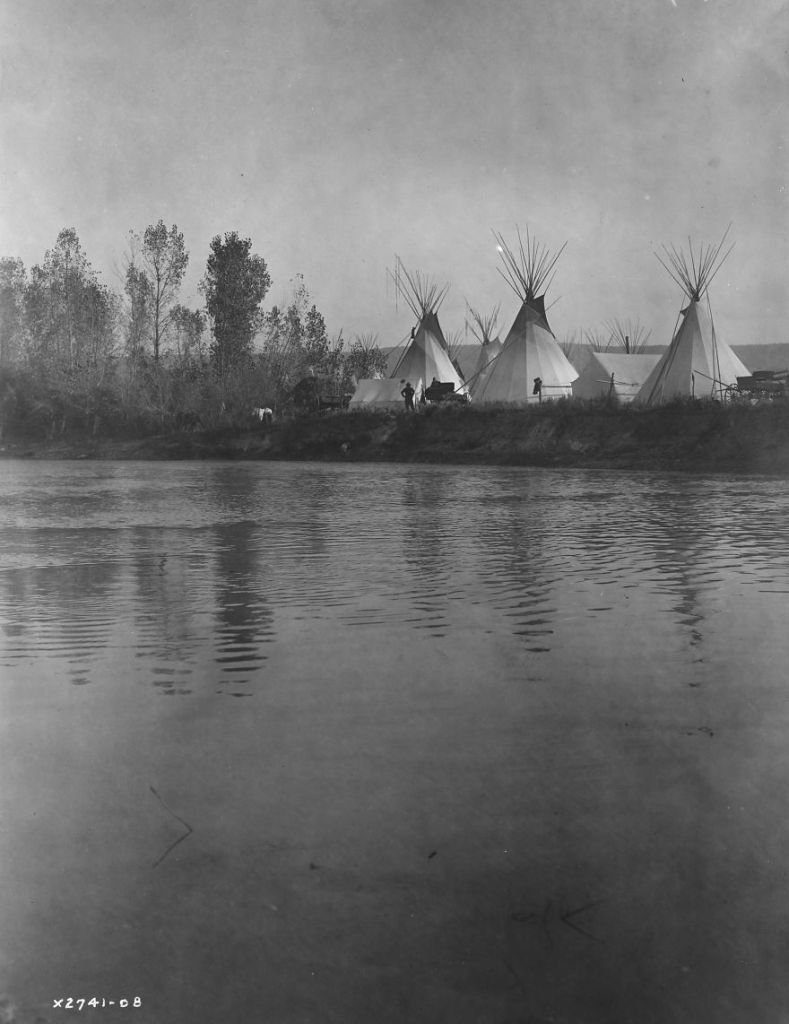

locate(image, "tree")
[[124, 222, 188, 362], [303, 304, 331, 369], [258, 275, 346, 403], [259, 274, 308, 388], [258, 301, 303, 404], [169, 304, 207, 365], [124, 262, 153, 362], [21, 229, 118, 437], [305, 310, 346, 385], [0, 257, 27, 366], [24, 229, 117, 374], [201, 232, 271, 373], [141, 221, 188, 361]]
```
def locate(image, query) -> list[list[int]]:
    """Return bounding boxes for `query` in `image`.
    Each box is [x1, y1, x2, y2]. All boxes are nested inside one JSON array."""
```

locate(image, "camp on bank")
[[347, 227, 783, 413]]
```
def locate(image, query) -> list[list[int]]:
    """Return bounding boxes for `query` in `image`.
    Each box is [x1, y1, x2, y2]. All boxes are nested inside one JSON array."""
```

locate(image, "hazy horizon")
[[2, 0, 787, 350]]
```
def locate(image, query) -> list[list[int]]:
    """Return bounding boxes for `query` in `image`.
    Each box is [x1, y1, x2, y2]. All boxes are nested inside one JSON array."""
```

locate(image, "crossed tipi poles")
[[638, 226, 744, 405]]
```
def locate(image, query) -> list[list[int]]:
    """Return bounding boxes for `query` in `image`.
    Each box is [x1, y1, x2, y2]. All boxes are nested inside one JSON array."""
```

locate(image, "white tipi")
[[348, 378, 405, 410], [572, 318, 658, 401], [605, 318, 653, 355], [635, 229, 749, 405], [466, 305, 502, 398], [572, 351, 661, 402], [474, 229, 578, 404], [388, 259, 468, 399]]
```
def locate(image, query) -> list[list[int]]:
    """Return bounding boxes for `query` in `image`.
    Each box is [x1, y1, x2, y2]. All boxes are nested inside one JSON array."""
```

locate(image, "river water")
[[1, 459, 788, 1024]]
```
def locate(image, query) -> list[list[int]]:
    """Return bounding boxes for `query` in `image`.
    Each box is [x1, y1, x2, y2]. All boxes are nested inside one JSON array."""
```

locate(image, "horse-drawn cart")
[[735, 370, 788, 400], [292, 376, 353, 414], [423, 380, 469, 405]]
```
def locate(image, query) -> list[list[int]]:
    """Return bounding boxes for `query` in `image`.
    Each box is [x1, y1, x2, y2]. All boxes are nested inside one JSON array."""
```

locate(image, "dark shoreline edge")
[[3, 401, 789, 476]]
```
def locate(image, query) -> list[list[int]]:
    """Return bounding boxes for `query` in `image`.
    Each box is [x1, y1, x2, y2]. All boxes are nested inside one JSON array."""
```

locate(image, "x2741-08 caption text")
[[52, 998, 142, 1010]]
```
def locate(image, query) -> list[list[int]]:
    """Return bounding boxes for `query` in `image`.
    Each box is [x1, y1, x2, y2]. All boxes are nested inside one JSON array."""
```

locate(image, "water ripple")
[[0, 463, 788, 690]]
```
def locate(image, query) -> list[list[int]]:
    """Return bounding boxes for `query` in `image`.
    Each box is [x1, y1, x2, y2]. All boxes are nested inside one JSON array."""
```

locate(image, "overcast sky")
[[1, 0, 787, 348]]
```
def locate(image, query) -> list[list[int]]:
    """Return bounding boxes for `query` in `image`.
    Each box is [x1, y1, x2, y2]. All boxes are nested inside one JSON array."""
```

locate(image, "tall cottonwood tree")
[[20, 229, 118, 436], [201, 232, 271, 373], [127, 221, 188, 361], [124, 262, 153, 361], [24, 229, 117, 374]]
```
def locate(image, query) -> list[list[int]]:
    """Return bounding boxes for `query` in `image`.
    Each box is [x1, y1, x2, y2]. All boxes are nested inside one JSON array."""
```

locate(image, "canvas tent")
[[466, 306, 503, 398], [635, 229, 749, 405], [473, 229, 578, 404], [393, 312, 466, 400], [388, 259, 468, 399], [605, 318, 652, 354], [348, 377, 419, 410], [471, 336, 503, 397], [572, 351, 661, 402]]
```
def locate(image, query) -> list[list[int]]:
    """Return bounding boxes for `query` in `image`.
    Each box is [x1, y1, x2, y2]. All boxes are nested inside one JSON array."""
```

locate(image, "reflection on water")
[[7, 464, 785, 686], [1, 464, 788, 696], [212, 521, 274, 695], [1, 460, 789, 1024], [1, 557, 123, 686]]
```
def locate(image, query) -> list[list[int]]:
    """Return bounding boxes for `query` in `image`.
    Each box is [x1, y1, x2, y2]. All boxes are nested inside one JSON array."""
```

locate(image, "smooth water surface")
[[1, 460, 788, 1024]]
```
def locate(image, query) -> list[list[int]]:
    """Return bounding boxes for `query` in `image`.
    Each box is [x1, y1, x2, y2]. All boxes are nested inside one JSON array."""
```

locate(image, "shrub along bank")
[[3, 398, 789, 475]]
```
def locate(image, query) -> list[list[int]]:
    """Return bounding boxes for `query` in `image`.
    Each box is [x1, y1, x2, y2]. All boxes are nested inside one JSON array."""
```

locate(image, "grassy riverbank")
[[3, 399, 789, 475]]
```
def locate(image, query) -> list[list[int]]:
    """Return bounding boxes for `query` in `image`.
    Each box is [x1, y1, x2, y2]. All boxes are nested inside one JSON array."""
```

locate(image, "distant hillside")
[[731, 344, 789, 371], [382, 342, 789, 380], [628, 344, 789, 371]]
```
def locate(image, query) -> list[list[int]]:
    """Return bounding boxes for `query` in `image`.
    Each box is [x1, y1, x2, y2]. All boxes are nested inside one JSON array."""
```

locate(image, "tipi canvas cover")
[[392, 312, 467, 397], [471, 336, 503, 397], [465, 306, 502, 398], [474, 297, 578, 403], [635, 228, 748, 405], [349, 378, 416, 410], [474, 229, 578, 404], [635, 300, 748, 404], [388, 259, 468, 397], [572, 351, 661, 402]]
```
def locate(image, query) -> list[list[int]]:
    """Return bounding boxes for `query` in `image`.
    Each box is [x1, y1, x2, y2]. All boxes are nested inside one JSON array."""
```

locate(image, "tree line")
[[0, 224, 388, 441]]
